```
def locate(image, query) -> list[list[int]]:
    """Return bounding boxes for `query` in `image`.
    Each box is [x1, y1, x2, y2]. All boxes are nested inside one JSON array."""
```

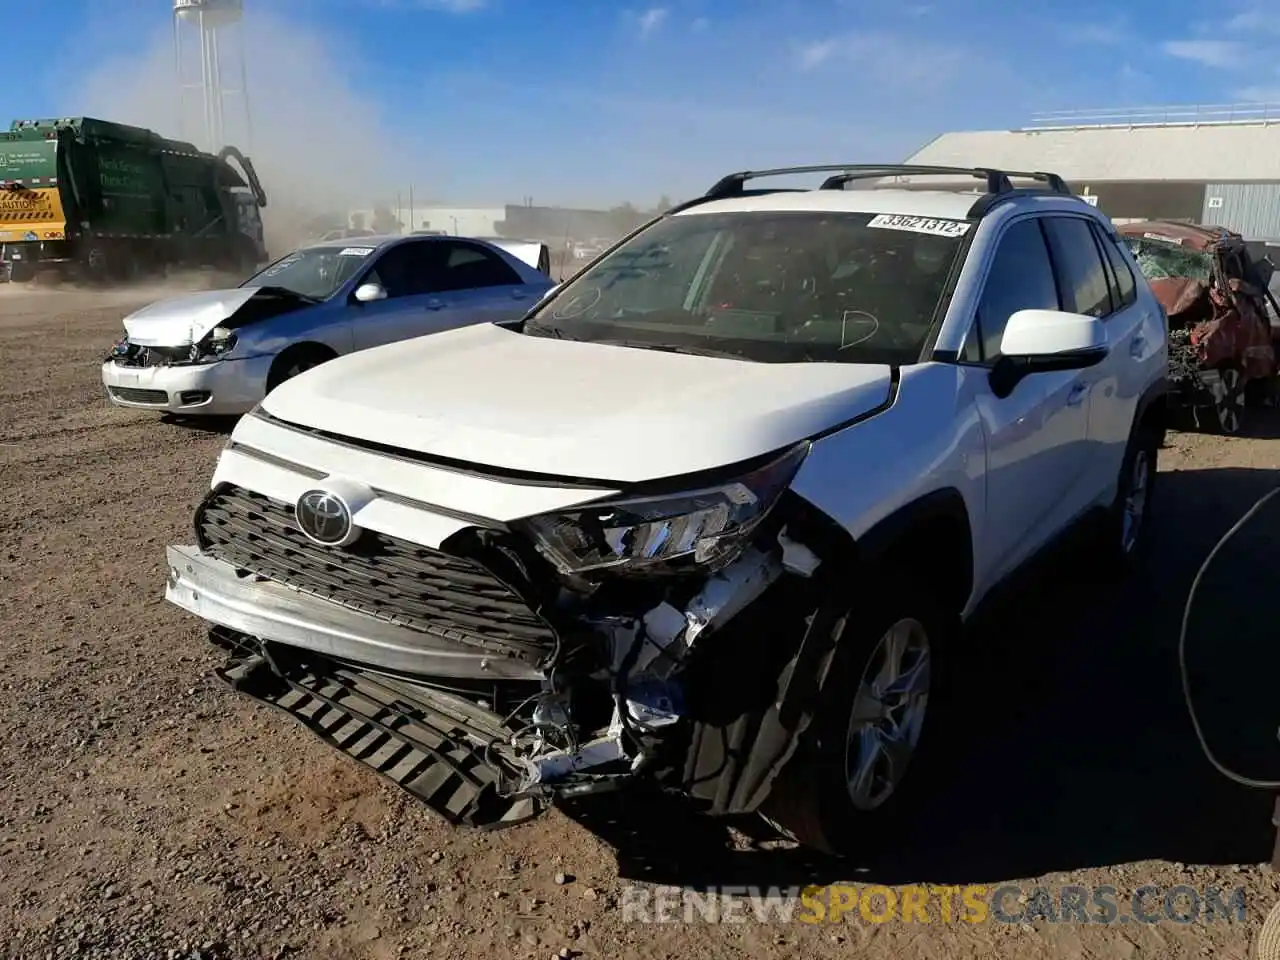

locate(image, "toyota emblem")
[[295, 488, 357, 546]]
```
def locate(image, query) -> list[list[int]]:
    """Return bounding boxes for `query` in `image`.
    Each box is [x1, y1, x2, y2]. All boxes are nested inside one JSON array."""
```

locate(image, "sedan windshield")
[[1124, 236, 1214, 284], [241, 245, 375, 300], [525, 210, 968, 364]]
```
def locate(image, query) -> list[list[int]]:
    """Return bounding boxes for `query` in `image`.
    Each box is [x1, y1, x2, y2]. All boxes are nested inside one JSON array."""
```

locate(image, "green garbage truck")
[[0, 116, 267, 283]]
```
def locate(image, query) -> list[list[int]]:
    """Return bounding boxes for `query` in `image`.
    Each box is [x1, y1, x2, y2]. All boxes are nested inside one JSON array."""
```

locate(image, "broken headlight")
[[190, 326, 238, 363], [522, 443, 808, 576]]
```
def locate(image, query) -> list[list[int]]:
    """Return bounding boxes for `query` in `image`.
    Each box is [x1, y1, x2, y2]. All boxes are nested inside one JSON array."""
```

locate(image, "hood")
[[1148, 277, 1207, 319], [260, 323, 894, 484], [121, 288, 260, 347]]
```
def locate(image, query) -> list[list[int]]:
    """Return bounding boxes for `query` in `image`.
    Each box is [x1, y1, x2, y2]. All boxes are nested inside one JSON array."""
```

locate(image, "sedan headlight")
[[190, 326, 238, 362], [522, 443, 809, 576]]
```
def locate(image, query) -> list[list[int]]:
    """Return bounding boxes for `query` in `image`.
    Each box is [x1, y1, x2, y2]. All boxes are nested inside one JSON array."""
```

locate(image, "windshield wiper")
[[523, 320, 576, 340], [592, 338, 747, 361]]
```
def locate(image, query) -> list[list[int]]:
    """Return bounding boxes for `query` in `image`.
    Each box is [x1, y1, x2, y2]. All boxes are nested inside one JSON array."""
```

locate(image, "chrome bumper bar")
[[164, 545, 544, 681]]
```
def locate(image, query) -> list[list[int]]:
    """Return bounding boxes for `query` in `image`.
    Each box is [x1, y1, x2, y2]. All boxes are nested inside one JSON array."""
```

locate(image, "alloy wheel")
[[1216, 367, 1245, 434], [844, 617, 931, 812], [1121, 448, 1150, 554]]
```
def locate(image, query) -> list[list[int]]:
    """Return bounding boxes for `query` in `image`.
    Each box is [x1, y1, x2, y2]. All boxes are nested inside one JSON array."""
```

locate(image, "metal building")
[[903, 104, 1280, 241]]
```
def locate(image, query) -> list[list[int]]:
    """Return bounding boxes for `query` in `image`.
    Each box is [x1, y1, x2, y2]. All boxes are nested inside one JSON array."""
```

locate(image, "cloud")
[[691, 17, 710, 31], [1233, 86, 1280, 102], [1161, 39, 1248, 68], [635, 7, 668, 39], [794, 31, 971, 90], [1061, 21, 1127, 45], [1225, 8, 1280, 34]]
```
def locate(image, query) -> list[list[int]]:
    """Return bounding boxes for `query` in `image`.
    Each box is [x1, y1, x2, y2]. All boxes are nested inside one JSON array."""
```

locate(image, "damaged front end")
[[109, 286, 314, 367], [184, 442, 849, 830], [110, 325, 240, 368]]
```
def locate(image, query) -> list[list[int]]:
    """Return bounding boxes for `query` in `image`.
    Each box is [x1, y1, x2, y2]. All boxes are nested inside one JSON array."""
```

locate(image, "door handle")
[[1066, 382, 1089, 407], [425, 299, 444, 311], [1130, 335, 1145, 358]]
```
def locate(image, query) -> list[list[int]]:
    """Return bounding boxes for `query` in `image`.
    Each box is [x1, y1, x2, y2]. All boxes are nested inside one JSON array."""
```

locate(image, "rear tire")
[[1092, 419, 1159, 577], [761, 582, 955, 857]]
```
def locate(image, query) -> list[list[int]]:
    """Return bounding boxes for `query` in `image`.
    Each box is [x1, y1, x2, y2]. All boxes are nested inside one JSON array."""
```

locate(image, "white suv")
[[164, 164, 1169, 855]]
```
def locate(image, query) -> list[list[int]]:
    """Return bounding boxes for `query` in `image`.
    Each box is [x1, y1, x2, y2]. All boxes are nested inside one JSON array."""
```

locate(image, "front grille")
[[109, 386, 169, 404], [195, 486, 557, 659], [111, 345, 190, 368]]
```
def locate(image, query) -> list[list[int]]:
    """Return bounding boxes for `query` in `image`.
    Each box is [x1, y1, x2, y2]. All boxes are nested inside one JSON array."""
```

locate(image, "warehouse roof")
[[904, 120, 1280, 184]]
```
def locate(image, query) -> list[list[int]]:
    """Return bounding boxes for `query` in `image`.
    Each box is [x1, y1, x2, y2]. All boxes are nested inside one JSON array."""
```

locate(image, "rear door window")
[[1094, 224, 1137, 309], [432, 241, 523, 292]]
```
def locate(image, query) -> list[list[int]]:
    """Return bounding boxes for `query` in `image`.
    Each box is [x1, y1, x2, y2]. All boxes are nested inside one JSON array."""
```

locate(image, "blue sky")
[[5, 0, 1280, 208]]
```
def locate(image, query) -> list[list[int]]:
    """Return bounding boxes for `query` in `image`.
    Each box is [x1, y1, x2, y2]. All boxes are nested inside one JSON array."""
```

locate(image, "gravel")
[[2, 285, 1280, 959]]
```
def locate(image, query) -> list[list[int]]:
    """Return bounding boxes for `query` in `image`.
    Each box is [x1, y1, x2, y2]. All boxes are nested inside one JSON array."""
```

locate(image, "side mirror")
[[989, 309, 1109, 399], [353, 282, 387, 303]]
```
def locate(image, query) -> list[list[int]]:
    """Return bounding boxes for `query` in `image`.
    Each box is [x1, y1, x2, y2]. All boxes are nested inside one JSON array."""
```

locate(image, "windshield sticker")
[[262, 254, 302, 276], [550, 286, 602, 320], [839, 311, 880, 349], [338, 246, 375, 257], [1142, 232, 1184, 246], [867, 214, 971, 238]]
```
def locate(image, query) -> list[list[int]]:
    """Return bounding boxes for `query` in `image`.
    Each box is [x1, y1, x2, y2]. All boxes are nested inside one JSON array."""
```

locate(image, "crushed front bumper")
[[212, 630, 545, 829], [167, 517, 844, 831], [102, 354, 273, 416]]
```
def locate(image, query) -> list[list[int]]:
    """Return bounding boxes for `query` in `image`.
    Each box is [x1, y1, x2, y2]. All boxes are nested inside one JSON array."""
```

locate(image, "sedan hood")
[[260, 324, 894, 484], [121, 288, 260, 347]]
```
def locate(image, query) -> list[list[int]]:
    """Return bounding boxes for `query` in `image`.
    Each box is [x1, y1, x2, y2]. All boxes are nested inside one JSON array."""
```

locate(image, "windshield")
[[241, 245, 375, 299], [526, 210, 967, 364], [1124, 236, 1214, 284]]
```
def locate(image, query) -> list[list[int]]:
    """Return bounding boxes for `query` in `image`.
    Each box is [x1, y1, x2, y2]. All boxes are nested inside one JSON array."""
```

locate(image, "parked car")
[[163, 164, 1168, 855], [101, 234, 554, 417], [1117, 220, 1279, 433]]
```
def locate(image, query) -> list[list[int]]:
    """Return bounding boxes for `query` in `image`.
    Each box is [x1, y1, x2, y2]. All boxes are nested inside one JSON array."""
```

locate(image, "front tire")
[[265, 344, 336, 393], [762, 585, 953, 856]]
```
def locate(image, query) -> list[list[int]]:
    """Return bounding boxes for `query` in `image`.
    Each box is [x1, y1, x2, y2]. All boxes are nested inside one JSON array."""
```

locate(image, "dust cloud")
[[64, 6, 419, 257]]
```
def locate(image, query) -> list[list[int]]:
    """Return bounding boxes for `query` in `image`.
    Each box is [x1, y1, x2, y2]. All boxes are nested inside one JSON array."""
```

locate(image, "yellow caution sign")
[[0, 186, 67, 240]]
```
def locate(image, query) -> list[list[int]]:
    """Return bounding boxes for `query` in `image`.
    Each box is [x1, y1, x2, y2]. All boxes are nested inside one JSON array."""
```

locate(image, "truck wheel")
[[83, 245, 111, 286], [761, 583, 954, 857], [266, 344, 336, 393]]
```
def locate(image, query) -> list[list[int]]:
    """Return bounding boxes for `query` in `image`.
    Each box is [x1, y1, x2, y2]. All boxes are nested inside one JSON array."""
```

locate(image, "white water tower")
[[173, 0, 252, 151]]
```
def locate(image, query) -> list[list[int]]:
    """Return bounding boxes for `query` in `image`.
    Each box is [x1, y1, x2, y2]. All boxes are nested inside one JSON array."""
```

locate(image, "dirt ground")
[[3, 285, 1280, 960]]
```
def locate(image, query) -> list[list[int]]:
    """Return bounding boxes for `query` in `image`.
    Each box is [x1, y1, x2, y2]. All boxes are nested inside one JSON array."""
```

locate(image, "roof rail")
[[702, 164, 1072, 200]]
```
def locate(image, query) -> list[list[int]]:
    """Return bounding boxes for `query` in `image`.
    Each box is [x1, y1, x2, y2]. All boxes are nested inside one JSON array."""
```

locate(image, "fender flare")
[[1134, 375, 1171, 441]]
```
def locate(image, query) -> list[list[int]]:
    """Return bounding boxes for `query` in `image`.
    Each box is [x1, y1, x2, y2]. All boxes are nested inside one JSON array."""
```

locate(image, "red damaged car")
[[1117, 221, 1279, 433]]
